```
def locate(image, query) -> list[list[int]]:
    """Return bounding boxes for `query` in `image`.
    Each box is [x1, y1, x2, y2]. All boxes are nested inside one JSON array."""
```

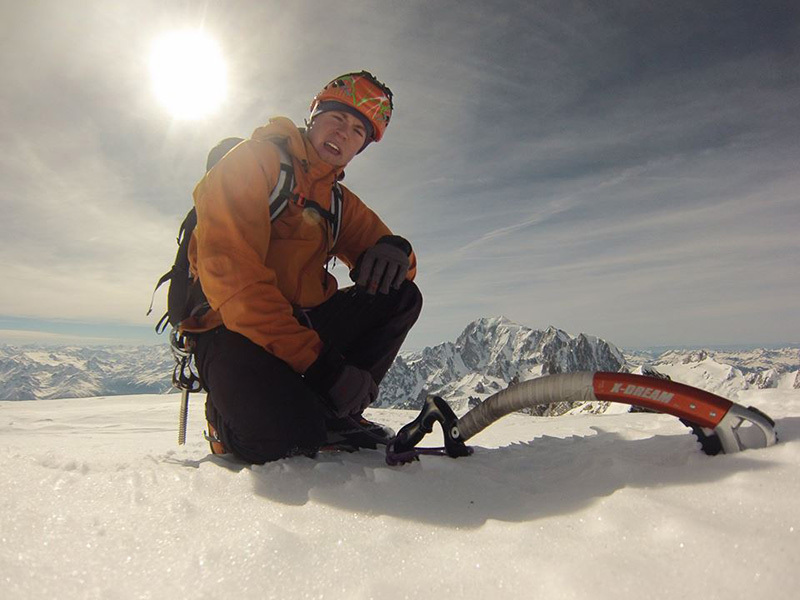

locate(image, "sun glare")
[[150, 30, 227, 119]]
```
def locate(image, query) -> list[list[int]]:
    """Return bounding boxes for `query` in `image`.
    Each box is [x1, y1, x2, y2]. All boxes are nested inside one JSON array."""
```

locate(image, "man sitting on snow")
[[183, 71, 422, 463]]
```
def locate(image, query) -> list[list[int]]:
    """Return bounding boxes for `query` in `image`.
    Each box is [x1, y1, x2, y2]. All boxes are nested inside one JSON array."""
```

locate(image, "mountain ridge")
[[377, 316, 626, 411], [1, 317, 797, 402]]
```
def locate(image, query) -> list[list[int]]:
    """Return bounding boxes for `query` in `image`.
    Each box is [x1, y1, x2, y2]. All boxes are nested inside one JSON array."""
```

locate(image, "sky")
[[0, 0, 798, 351]]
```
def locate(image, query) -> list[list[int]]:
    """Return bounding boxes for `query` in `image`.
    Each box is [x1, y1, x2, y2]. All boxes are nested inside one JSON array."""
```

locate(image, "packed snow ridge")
[[1, 316, 798, 402]]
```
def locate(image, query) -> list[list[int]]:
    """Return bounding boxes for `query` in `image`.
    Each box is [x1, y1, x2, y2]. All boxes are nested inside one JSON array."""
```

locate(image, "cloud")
[[0, 126, 182, 323], [0, 0, 797, 351], [0, 329, 126, 346]]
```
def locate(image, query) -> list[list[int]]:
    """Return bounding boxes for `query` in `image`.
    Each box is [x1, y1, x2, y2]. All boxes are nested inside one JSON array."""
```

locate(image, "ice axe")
[[386, 372, 778, 465]]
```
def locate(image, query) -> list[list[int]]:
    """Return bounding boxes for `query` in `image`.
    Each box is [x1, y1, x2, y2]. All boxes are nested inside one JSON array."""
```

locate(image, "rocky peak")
[[377, 317, 626, 410]]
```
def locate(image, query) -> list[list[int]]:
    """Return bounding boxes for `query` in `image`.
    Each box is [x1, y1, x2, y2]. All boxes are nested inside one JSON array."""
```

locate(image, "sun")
[[149, 30, 227, 119]]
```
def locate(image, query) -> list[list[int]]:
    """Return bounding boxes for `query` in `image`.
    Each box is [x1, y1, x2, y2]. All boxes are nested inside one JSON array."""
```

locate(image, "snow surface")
[[1, 391, 799, 599]]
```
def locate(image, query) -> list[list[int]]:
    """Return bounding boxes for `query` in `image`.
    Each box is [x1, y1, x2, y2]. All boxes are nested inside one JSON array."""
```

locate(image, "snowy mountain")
[[1, 320, 797, 405], [625, 347, 800, 399], [377, 317, 626, 411], [0, 345, 173, 400]]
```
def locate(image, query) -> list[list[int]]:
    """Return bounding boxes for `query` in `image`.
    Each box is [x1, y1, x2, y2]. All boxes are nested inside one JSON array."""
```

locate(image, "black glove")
[[304, 345, 378, 417], [350, 235, 412, 295], [326, 365, 378, 417]]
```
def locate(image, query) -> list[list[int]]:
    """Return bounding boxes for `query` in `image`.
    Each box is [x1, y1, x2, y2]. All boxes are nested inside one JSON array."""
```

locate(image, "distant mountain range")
[[626, 346, 800, 399], [378, 317, 799, 413], [0, 345, 173, 401], [1, 318, 797, 407]]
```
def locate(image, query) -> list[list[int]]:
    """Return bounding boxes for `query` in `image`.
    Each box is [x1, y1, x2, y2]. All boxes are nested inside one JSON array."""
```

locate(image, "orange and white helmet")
[[309, 71, 394, 143]]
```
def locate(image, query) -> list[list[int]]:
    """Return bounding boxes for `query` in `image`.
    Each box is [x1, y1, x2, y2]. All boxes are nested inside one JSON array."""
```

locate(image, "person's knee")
[[396, 280, 423, 322], [213, 402, 327, 464], [198, 329, 328, 463]]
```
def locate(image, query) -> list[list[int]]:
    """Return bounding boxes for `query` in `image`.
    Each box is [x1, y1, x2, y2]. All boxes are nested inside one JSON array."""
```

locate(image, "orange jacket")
[[184, 117, 417, 373]]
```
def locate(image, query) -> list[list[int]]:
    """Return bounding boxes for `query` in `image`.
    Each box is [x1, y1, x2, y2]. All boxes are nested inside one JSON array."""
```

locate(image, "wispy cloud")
[[0, 329, 127, 346]]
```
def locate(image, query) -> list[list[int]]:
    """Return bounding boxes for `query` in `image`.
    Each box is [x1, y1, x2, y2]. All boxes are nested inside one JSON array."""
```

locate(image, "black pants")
[[194, 281, 422, 463]]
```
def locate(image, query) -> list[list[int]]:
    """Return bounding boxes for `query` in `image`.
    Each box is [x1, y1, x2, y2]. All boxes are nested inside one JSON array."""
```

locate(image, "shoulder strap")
[[330, 181, 343, 247], [267, 140, 344, 247], [268, 143, 296, 221]]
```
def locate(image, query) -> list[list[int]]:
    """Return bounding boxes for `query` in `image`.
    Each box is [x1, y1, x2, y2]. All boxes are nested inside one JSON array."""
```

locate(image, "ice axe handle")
[[386, 395, 472, 464]]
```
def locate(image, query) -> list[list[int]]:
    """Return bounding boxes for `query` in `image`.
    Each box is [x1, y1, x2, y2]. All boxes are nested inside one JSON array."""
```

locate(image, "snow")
[[1, 390, 799, 599]]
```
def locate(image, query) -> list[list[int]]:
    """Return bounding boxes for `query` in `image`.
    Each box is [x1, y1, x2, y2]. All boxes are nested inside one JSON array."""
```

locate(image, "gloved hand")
[[326, 365, 378, 417], [350, 235, 412, 295], [304, 345, 378, 417]]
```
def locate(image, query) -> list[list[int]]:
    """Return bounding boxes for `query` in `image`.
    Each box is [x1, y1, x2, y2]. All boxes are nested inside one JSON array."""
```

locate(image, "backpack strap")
[[268, 143, 296, 221], [268, 141, 344, 248], [330, 181, 343, 247]]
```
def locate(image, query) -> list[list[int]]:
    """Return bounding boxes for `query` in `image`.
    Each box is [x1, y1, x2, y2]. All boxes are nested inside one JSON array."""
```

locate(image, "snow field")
[[1, 390, 798, 599]]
